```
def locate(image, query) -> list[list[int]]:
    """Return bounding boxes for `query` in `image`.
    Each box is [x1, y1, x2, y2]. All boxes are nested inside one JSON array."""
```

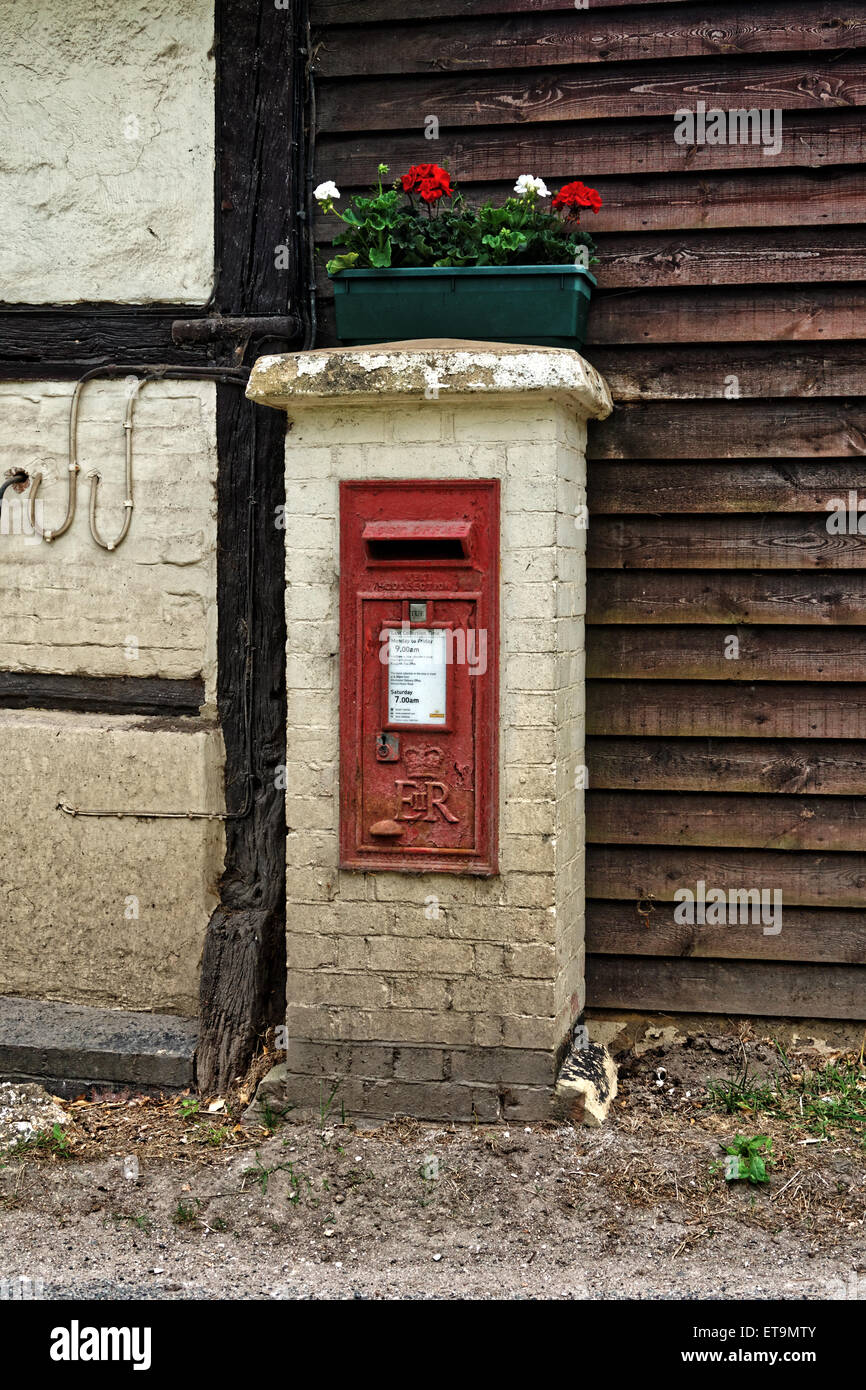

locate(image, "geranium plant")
[[316, 165, 601, 274]]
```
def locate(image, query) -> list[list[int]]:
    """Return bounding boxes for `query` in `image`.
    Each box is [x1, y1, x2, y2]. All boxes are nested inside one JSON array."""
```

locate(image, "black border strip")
[[0, 672, 204, 717]]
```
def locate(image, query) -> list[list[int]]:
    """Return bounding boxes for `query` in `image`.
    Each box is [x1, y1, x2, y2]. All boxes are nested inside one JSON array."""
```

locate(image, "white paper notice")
[[387, 628, 447, 725]]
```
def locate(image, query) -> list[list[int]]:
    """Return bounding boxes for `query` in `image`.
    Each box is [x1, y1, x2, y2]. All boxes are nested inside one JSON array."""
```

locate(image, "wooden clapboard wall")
[[310, 0, 866, 1019]]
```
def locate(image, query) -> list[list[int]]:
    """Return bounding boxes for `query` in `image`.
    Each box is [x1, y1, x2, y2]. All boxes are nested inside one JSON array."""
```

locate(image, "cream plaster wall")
[[0, 708, 225, 1015], [0, 0, 215, 303]]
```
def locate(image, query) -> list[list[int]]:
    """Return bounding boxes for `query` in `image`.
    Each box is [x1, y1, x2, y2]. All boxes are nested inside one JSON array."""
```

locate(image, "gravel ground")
[[0, 1035, 863, 1301]]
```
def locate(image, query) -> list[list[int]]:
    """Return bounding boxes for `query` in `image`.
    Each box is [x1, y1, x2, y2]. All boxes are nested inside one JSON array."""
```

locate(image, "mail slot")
[[339, 479, 499, 874]]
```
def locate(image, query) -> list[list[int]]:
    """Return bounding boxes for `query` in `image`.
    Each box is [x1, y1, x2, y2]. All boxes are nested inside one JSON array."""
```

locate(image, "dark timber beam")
[[0, 673, 205, 717], [0, 308, 214, 377], [196, 0, 303, 1092], [0, 309, 301, 378]]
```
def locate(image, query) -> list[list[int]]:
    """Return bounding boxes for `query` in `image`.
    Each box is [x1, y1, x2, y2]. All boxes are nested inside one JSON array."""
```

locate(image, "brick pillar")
[[247, 340, 612, 1122]]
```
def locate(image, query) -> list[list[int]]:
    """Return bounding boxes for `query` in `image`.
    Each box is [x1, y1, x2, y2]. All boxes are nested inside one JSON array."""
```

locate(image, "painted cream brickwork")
[[0, 380, 218, 706], [249, 341, 611, 1120]]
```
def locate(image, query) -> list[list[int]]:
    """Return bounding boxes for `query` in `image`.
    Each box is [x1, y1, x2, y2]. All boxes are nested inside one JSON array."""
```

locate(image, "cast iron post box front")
[[339, 479, 499, 875]]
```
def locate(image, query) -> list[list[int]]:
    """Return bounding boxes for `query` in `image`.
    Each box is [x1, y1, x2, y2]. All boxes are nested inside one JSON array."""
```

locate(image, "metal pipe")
[[29, 377, 86, 540], [87, 380, 137, 551], [0, 470, 28, 506]]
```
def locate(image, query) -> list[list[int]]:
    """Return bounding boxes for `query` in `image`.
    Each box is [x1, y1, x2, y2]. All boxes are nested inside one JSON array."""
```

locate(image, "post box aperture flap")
[[339, 480, 499, 874]]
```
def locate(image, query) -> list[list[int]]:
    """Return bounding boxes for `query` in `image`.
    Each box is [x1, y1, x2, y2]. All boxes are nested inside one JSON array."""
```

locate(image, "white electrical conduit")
[[29, 375, 139, 548], [28, 376, 86, 541], [87, 379, 138, 551]]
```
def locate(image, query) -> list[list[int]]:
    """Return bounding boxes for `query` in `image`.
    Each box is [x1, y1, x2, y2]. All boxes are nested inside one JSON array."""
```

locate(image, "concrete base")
[[0, 995, 197, 1095]]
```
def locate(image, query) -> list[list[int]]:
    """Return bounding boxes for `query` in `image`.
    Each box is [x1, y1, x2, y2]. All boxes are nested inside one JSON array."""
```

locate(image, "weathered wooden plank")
[[0, 309, 217, 377], [318, 8, 866, 78], [587, 791, 866, 851], [586, 571, 866, 625], [588, 518, 866, 570], [587, 628, 866, 681], [586, 736, 866, 794], [588, 461, 866, 513], [586, 844, 866, 908], [588, 343, 866, 400], [585, 289, 866, 348], [597, 227, 866, 288], [315, 0, 693, 20], [594, 170, 866, 234], [317, 111, 865, 178], [586, 680, 866, 739], [0, 672, 204, 717], [586, 900, 866, 964], [317, 54, 866, 130], [586, 955, 865, 1017], [315, 170, 866, 237], [588, 516, 866, 570]]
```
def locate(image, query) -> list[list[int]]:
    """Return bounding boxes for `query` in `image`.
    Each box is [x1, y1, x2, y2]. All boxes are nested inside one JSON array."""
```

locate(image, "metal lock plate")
[[375, 731, 400, 762]]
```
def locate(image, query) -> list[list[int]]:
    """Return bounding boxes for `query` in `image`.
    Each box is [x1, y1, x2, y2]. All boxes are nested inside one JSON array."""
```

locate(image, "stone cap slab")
[[247, 339, 612, 420]]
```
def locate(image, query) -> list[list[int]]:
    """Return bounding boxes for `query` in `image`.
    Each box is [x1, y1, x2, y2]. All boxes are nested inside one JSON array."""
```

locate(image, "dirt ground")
[[0, 1031, 863, 1300]]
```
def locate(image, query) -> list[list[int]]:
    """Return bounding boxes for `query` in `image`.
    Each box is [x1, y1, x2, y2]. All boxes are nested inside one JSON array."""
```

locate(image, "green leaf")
[[326, 252, 359, 275], [368, 242, 392, 268]]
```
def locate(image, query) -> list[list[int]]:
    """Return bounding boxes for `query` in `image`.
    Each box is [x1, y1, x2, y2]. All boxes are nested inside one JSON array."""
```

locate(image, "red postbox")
[[339, 479, 499, 874]]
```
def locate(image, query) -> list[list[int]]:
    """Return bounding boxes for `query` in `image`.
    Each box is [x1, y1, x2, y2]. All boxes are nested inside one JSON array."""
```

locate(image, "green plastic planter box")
[[331, 264, 596, 350]]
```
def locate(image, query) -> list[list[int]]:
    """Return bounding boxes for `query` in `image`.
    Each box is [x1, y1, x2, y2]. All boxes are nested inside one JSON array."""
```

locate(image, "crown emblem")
[[404, 745, 444, 779]]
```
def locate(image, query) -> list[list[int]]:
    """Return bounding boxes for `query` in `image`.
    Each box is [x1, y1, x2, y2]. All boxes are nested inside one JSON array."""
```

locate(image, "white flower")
[[314, 180, 341, 203], [514, 174, 550, 199]]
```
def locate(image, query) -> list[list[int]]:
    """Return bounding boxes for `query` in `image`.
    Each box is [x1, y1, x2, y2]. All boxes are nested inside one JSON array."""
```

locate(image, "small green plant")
[[714, 1134, 775, 1186], [708, 1054, 865, 1146], [286, 1161, 314, 1207], [241, 1152, 314, 1205], [14, 1123, 73, 1159], [259, 1096, 295, 1134], [708, 1068, 779, 1116], [242, 1154, 279, 1195], [319, 1081, 344, 1132], [196, 1125, 231, 1148], [178, 1097, 200, 1121], [173, 1198, 201, 1226], [111, 1213, 153, 1233]]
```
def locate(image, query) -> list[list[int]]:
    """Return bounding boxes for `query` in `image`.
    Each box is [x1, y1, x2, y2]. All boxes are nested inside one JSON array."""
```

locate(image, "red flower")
[[401, 163, 452, 202], [418, 178, 446, 202], [552, 181, 602, 217]]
